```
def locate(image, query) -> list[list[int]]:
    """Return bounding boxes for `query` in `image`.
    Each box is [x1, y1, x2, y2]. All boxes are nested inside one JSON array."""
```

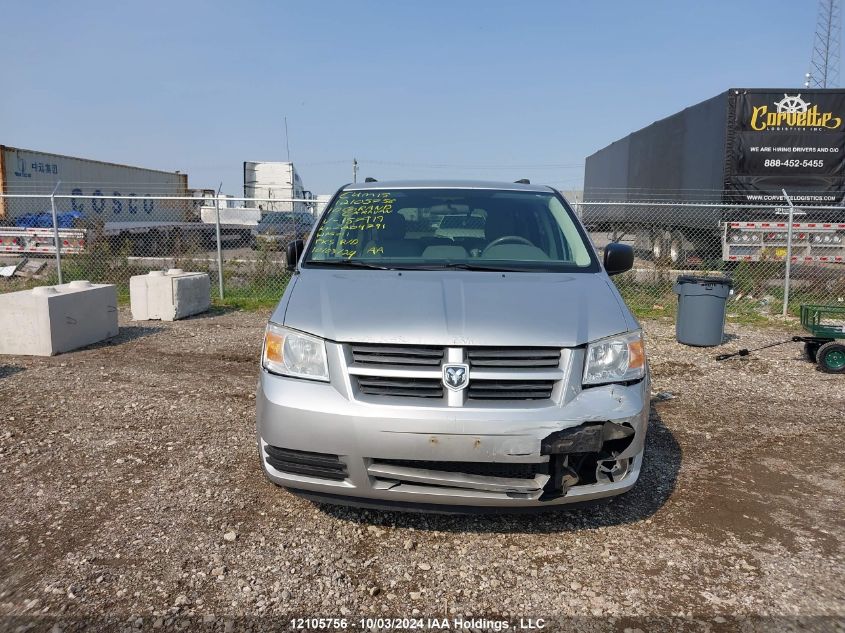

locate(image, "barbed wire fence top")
[[0, 189, 843, 321]]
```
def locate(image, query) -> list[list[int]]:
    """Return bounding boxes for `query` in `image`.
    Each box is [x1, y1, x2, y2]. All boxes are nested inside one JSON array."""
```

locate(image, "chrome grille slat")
[[351, 344, 444, 367], [467, 347, 561, 368], [467, 380, 555, 400], [357, 376, 443, 398]]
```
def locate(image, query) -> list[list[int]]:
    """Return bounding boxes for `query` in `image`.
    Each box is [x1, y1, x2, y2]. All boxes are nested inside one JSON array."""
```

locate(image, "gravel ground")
[[0, 308, 843, 632]]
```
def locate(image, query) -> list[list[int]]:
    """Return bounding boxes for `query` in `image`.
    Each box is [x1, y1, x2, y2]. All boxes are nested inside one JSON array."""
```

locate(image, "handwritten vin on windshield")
[[312, 191, 396, 258]]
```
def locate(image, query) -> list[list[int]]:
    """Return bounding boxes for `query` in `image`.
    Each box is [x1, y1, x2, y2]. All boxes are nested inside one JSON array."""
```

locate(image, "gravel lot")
[[0, 308, 843, 632]]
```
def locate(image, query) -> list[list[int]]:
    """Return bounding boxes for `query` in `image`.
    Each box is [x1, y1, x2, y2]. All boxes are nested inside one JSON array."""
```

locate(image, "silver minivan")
[[256, 180, 649, 511]]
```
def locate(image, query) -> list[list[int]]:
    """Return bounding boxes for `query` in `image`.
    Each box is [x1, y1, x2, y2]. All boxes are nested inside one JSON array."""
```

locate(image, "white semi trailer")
[[0, 146, 248, 255], [243, 161, 312, 212]]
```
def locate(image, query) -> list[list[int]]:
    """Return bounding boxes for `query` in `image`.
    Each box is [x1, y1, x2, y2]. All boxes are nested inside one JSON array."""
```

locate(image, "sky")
[[0, 0, 826, 196]]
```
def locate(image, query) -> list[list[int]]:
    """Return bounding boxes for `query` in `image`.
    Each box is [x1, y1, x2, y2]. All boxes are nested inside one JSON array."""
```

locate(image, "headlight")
[[583, 331, 646, 386], [262, 323, 329, 381]]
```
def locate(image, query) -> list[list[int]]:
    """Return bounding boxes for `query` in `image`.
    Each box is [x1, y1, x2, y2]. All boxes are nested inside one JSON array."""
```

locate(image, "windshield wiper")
[[411, 262, 525, 272], [304, 259, 397, 270], [305, 260, 540, 272]]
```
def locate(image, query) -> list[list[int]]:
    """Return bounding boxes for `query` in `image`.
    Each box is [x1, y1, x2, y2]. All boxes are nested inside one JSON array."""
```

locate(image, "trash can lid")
[[675, 275, 733, 287]]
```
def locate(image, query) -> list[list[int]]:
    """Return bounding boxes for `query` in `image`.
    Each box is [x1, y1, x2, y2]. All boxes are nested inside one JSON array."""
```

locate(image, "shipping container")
[[583, 89, 845, 262], [0, 145, 189, 222]]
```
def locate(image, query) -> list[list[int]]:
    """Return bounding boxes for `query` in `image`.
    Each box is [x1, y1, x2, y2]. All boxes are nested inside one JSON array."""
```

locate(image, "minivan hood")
[[279, 270, 632, 347]]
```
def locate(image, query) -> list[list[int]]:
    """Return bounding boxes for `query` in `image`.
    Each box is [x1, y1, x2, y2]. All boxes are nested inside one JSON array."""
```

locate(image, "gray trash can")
[[673, 275, 733, 347]]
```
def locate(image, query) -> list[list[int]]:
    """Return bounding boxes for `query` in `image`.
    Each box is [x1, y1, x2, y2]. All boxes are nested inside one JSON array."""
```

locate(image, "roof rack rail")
[[364, 177, 378, 182], [514, 179, 530, 184]]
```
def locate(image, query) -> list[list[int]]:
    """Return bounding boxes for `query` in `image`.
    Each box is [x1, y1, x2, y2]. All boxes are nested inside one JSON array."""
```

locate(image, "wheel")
[[650, 230, 665, 262], [817, 341, 845, 373], [668, 231, 686, 266], [803, 342, 821, 363]]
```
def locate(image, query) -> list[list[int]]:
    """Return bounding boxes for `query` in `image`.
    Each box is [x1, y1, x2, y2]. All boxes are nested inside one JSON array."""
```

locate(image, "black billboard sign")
[[728, 90, 845, 203]]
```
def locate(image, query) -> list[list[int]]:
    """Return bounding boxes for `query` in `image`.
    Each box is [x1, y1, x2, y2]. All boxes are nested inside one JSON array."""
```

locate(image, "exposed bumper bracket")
[[540, 421, 636, 498]]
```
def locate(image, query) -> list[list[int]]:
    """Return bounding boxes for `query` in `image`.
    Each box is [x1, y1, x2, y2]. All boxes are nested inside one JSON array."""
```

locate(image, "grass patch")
[[213, 271, 291, 311], [214, 288, 282, 311], [617, 278, 803, 329]]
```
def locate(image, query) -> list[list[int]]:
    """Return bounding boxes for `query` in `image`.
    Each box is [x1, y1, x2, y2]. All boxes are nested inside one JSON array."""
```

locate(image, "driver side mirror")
[[285, 239, 304, 269], [603, 242, 634, 276]]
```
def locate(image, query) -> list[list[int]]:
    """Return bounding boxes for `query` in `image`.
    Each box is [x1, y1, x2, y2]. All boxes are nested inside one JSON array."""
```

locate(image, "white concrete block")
[[0, 281, 118, 356], [130, 269, 210, 321]]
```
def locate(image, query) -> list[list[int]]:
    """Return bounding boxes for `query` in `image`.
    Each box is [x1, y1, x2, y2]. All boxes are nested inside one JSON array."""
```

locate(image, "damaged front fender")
[[538, 377, 650, 498]]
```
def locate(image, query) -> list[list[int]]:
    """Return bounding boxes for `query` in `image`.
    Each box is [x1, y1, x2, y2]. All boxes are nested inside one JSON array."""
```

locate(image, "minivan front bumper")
[[256, 369, 650, 510]]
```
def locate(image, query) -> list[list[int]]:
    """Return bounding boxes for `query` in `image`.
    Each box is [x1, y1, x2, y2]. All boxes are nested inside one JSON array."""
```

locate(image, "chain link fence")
[[0, 193, 326, 308], [1, 191, 843, 320], [577, 196, 845, 321]]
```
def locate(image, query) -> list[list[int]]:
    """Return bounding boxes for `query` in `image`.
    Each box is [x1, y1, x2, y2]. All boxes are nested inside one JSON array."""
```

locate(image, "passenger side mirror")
[[603, 242, 634, 276], [285, 239, 304, 269]]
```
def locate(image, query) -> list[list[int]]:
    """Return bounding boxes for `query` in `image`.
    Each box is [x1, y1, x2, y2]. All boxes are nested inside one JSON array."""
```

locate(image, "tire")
[[668, 231, 686, 267], [804, 342, 821, 363], [651, 230, 674, 265], [650, 230, 665, 262], [817, 341, 845, 373]]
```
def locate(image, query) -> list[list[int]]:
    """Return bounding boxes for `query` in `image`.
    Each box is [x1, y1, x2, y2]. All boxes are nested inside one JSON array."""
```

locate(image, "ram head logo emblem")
[[442, 363, 469, 391]]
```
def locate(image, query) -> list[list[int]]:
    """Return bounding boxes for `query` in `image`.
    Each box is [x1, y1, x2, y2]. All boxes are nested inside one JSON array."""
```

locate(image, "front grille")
[[467, 380, 555, 400], [467, 347, 561, 368], [356, 376, 444, 398], [372, 459, 546, 479], [347, 343, 563, 404], [351, 344, 444, 367], [264, 445, 347, 481]]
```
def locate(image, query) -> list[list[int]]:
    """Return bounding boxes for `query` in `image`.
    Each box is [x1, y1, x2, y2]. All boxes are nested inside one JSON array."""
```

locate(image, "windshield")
[[304, 188, 597, 272]]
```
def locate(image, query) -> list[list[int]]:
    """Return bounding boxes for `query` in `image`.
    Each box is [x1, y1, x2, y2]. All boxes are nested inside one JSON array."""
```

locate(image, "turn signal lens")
[[264, 330, 284, 365], [628, 338, 645, 371]]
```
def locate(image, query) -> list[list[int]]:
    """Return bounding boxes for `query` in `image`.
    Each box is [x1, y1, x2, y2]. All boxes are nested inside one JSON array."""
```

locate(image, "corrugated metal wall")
[[1, 145, 189, 221]]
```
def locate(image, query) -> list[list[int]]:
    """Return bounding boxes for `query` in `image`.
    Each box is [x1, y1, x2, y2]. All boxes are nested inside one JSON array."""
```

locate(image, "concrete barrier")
[[130, 269, 211, 321], [0, 281, 118, 356]]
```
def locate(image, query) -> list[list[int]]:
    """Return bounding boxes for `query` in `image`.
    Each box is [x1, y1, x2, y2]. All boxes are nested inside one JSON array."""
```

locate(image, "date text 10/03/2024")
[[289, 617, 547, 630]]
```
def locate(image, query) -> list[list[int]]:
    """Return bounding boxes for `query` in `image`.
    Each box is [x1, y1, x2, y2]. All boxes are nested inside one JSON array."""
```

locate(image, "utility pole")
[[352, 158, 358, 183], [284, 117, 291, 162], [214, 182, 224, 301], [806, 0, 841, 87]]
